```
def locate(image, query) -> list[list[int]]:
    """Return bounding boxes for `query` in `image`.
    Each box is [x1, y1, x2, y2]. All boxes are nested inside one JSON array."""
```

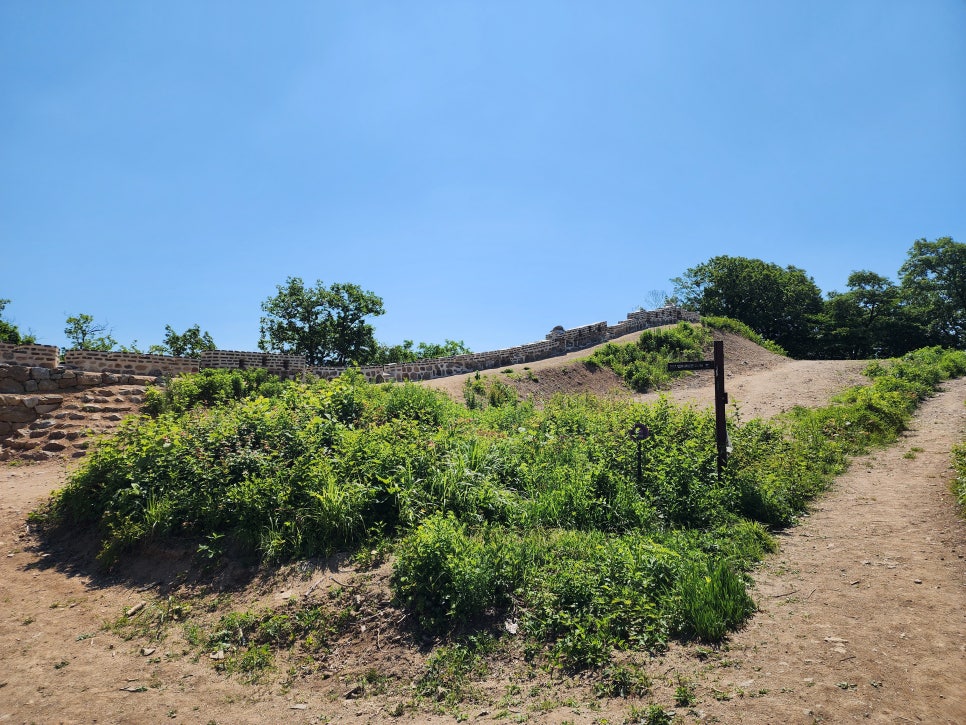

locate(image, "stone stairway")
[[0, 384, 147, 461]]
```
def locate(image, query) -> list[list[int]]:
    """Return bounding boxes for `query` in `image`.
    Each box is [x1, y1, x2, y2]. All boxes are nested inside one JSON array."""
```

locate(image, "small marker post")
[[667, 340, 729, 478], [628, 422, 651, 485]]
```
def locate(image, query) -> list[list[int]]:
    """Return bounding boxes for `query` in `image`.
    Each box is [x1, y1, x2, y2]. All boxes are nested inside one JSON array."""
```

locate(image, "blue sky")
[[2, 1, 964, 354]]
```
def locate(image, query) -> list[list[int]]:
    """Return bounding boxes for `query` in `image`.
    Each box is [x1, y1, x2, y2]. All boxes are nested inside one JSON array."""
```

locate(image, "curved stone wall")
[[1, 306, 700, 384]]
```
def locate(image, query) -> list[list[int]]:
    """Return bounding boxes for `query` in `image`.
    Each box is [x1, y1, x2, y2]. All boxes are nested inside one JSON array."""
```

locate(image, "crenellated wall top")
[[1, 306, 700, 383]]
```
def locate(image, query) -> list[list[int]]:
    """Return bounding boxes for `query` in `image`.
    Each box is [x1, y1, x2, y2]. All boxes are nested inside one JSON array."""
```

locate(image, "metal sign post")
[[667, 340, 729, 477], [628, 422, 651, 485]]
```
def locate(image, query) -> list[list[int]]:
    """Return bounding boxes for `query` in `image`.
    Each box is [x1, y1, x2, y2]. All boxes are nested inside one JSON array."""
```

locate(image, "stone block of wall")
[[0, 343, 60, 369], [64, 350, 199, 377], [200, 350, 306, 377], [0, 393, 64, 436], [1, 363, 155, 395], [606, 307, 700, 340]]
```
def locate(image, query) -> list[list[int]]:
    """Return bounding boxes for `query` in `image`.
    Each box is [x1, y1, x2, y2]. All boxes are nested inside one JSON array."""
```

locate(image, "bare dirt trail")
[[653, 376, 966, 724], [636, 358, 870, 420], [0, 355, 964, 724]]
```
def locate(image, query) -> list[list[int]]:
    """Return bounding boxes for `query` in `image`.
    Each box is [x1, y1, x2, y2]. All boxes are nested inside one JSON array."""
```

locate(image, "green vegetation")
[[258, 276, 386, 365], [375, 338, 472, 363], [38, 345, 966, 682], [953, 415, 966, 515], [415, 634, 495, 708], [675, 236, 966, 359], [150, 324, 217, 358], [589, 321, 711, 392], [0, 297, 36, 344], [701, 316, 787, 356], [672, 256, 822, 357], [64, 312, 117, 352]]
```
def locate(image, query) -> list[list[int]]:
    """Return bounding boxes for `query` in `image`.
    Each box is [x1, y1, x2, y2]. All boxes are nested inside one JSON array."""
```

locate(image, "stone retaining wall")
[[0, 364, 155, 436], [0, 342, 60, 369], [0, 393, 65, 436], [605, 306, 700, 339]]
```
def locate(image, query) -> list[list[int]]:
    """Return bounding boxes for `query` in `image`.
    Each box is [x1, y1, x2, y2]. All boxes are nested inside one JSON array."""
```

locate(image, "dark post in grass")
[[712, 340, 729, 477], [667, 340, 729, 477], [628, 422, 651, 484]]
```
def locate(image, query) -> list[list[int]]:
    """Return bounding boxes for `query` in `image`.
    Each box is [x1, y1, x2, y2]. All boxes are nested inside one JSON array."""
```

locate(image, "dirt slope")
[[652, 376, 966, 724], [426, 329, 870, 419], [1, 342, 964, 724]]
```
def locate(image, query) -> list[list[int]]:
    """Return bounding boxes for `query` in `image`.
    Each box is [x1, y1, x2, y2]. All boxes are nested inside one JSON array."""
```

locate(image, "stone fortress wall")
[[309, 306, 698, 382], [1, 306, 698, 434], [0, 305, 699, 384], [0, 364, 156, 437]]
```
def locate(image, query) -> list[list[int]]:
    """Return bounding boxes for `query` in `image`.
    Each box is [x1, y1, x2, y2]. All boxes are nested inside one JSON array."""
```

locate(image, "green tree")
[[258, 277, 385, 366], [375, 339, 472, 363], [64, 313, 117, 351], [153, 324, 216, 358], [815, 271, 918, 358], [0, 298, 36, 345], [672, 256, 823, 357], [899, 237, 966, 348]]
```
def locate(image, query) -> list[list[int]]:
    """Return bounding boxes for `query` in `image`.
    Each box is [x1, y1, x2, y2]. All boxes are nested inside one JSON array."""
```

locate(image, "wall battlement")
[[0, 306, 699, 384]]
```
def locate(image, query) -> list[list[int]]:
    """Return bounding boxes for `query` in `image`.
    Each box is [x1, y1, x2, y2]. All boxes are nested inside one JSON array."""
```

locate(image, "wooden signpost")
[[668, 340, 729, 477]]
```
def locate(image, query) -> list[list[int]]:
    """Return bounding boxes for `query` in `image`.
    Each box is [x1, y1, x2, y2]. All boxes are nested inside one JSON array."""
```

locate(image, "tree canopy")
[[813, 271, 914, 358], [0, 298, 36, 345], [152, 324, 217, 358], [671, 238, 964, 360], [374, 339, 472, 364], [258, 278, 385, 366], [898, 236, 966, 348], [64, 313, 117, 351], [672, 256, 823, 357]]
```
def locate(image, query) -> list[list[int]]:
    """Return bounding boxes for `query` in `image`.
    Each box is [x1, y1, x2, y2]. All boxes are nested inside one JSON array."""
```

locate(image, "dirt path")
[[635, 359, 870, 420], [654, 376, 966, 724], [0, 367, 964, 724]]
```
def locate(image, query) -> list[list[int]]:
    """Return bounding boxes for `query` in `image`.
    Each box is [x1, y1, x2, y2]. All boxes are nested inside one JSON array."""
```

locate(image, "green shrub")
[[391, 513, 498, 629], [143, 367, 285, 416], [701, 316, 787, 355], [590, 322, 711, 392], [594, 663, 651, 698]]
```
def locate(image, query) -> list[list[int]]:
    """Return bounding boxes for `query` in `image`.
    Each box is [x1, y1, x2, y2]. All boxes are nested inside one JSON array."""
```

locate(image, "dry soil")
[[1, 340, 964, 724]]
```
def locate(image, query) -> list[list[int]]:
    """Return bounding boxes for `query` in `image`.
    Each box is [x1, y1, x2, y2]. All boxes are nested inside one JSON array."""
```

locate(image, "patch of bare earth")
[[649, 376, 966, 724], [0, 339, 964, 723]]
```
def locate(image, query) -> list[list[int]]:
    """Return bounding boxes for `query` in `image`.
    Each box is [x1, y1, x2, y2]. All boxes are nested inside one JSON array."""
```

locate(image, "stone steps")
[[0, 383, 148, 461]]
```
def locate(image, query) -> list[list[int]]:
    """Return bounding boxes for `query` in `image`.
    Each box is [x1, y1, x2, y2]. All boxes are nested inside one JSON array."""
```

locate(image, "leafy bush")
[[590, 322, 711, 392], [702, 316, 787, 355], [391, 513, 499, 629], [143, 367, 285, 416]]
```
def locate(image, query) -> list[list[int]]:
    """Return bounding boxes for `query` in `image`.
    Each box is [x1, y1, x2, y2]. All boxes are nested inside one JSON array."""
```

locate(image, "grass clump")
[[589, 322, 711, 392], [701, 316, 787, 356], [415, 634, 495, 709], [954, 417, 966, 515]]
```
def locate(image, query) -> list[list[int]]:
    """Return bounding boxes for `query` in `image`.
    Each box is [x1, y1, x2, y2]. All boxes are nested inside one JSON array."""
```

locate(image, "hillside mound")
[[424, 328, 860, 416]]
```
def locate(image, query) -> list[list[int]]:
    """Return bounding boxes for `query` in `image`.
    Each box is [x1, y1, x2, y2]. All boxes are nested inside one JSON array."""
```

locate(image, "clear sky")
[[2, 1, 964, 354]]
